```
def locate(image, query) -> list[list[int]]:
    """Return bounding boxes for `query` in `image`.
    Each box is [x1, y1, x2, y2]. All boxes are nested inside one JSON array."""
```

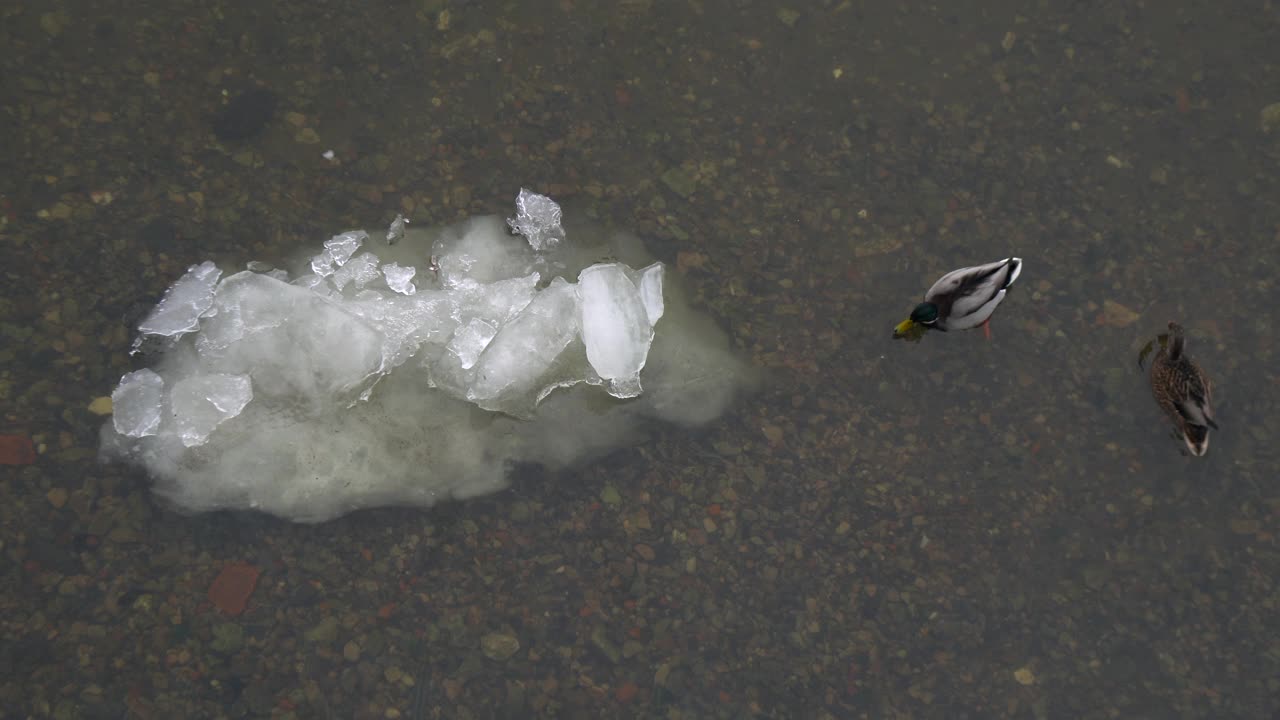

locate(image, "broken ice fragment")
[[469, 279, 580, 407], [579, 263, 654, 398], [385, 213, 409, 245], [382, 262, 417, 295], [193, 272, 385, 398], [507, 188, 564, 251], [310, 230, 367, 276], [447, 318, 498, 370], [170, 374, 253, 447], [328, 231, 366, 264], [134, 261, 221, 347], [434, 216, 537, 286], [331, 252, 381, 292], [452, 272, 539, 328], [111, 368, 165, 437], [637, 263, 665, 326], [342, 290, 455, 374]]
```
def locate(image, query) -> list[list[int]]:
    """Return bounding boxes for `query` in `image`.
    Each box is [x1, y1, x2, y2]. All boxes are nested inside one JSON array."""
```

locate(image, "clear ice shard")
[[434, 216, 537, 286], [134, 261, 221, 345], [448, 318, 498, 370], [310, 230, 367, 276], [111, 368, 165, 437], [452, 273, 540, 328], [382, 262, 417, 295], [637, 263, 665, 325], [578, 263, 656, 398], [193, 272, 385, 399], [170, 373, 253, 447], [506, 188, 565, 251], [344, 291, 455, 374], [331, 252, 381, 292], [468, 278, 581, 409]]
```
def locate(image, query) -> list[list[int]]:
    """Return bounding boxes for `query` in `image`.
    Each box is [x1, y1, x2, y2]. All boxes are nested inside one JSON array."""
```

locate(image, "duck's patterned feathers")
[[1149, 322, 1217, 456], [923, 258, 1022, 331]]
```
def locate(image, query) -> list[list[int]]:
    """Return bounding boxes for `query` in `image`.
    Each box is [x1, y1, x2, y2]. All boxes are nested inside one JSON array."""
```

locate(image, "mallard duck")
[[1148, 321, 1217, 456], [893, 257, 1023, 339]]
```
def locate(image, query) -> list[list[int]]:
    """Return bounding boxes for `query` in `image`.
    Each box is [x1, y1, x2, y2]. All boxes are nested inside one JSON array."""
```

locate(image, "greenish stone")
[[590, 624, 620, 663], [660, 167, 697, 198], [52, 699, 78, 720], [600, 484, 622, 507], [1261, 102, 1280, 133], [40, 12, 70, 37], [305, 616, 339, 644], [480, 632, 520, 660], [211, 622, 244, 653], [456, 653, 484, 679]]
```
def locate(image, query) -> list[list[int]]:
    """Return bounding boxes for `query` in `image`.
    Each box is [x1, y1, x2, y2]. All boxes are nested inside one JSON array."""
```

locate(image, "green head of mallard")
[[893, 303, 940, 339]]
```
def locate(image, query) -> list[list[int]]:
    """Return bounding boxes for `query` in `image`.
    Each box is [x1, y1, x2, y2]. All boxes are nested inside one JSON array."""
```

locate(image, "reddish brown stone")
[[0, 434, 36, 465], [208, 563, 261, 616], [615, 682, 639, 703]]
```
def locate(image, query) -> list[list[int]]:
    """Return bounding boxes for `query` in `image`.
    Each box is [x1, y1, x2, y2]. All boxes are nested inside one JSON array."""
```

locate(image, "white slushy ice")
[[100, 190, 752, 522]]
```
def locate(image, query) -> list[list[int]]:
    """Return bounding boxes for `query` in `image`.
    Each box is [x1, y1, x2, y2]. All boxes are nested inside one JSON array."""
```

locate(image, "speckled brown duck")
[[1148, 322, 1218, 456]]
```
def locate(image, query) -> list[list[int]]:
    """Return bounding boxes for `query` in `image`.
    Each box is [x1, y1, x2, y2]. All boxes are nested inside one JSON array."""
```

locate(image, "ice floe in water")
[[100, 190, 753, 522]]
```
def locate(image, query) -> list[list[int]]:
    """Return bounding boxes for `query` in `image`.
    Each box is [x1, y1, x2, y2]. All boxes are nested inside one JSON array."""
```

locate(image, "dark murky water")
[[2, 1, 1277, 717]]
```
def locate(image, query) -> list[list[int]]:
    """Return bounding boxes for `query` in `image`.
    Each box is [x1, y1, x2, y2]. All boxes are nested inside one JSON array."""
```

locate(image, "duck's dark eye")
[[911, 303, 939, 324]]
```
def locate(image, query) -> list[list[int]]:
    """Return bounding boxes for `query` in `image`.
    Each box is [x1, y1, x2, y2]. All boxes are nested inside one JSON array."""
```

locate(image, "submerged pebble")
[[212, 88, 279, 141]]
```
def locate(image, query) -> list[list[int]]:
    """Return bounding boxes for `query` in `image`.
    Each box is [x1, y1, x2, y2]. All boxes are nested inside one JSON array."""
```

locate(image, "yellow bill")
[[892, 318, 926, 341]]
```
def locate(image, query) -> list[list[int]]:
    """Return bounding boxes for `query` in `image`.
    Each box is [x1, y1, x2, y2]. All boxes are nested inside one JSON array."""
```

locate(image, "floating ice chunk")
[[310, 231, 367, 276], [169, 374, 253, 447], [111, 368, 165, 437], [193, 272, 384, 400], [345, 290, 456, 373], [637, 262, 665, 326], [134, 261, 221, 344], [332, 252, 381, 292], [98, 204, 757, 524], [452, 272, 539, 328], [469, 279, 580, 410], [382, 262, 417, 296], [507, 188, 565, 251], [448, 318, 498, 370], [329, 231, 366, 264], [579, 263, 655, 398], [196, 270, 293, 355], [435, 216, 536, 286], [385, 213, 409, 245]]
